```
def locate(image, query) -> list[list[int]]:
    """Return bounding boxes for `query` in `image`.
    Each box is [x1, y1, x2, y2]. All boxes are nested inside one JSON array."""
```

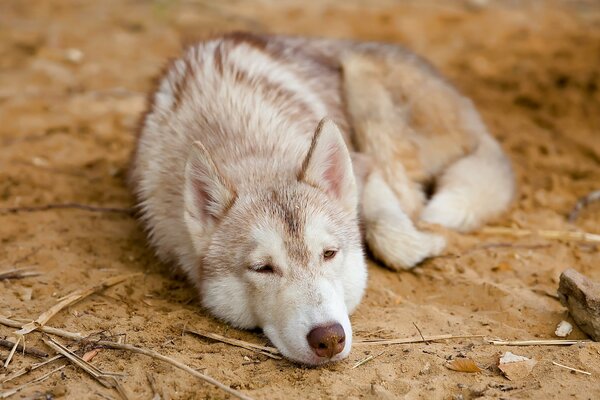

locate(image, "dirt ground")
[[1, 0, 600, 399]]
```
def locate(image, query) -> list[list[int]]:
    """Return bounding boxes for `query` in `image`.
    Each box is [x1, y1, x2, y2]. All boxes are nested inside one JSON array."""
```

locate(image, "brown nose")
[[307, 323, 346, 358]]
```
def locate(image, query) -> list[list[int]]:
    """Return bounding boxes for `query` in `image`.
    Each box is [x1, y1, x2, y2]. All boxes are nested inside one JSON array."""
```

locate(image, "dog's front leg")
[[359, 170, 445, 270]]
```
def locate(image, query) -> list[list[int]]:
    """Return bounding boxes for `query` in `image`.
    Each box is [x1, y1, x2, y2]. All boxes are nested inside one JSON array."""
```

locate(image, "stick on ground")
[[0, 316, 85, 340], [351, 350, 385, 369], [185, 329, 281, 359], [43, 337, 125, 391], [15, 273, 139, 335], [95, 340, 255, 400], [568, 190, 600, 222], [0, 203, 133, 215], [3, 336, 21, 368], [487, 339, 591, 346], [354, 334, 484, 346], [0, 317, 254, 400], [0, 365, 66, 399], [0, 268, 40, 280], [480, 226, 600, 243], [1, 355, 64, 384], [0, 338, 48, 358], [552, 361, 592, 376]]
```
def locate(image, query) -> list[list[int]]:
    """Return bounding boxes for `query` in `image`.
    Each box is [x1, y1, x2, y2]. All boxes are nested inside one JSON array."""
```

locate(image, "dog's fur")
[[130, 32, 515, 365]]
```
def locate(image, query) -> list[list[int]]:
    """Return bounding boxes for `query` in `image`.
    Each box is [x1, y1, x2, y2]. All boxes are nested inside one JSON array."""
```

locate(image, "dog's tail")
[[420, 134, 515, 232], [341, 51, 515, 234]]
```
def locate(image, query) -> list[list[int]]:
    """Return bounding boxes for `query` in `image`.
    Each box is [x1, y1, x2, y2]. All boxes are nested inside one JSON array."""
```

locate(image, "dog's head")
[[183, 119, 367, 365]]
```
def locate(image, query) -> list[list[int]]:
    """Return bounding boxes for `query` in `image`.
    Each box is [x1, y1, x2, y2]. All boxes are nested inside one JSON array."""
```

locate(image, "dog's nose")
[[307, 323, 346, 358]]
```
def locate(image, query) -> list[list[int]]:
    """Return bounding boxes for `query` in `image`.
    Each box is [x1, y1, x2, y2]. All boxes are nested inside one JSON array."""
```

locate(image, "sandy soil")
[[1, 0, 600, 399]]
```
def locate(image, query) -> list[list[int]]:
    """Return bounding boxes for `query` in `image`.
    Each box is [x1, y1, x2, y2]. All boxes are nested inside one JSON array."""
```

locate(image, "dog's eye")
[[251, 264, 275, 274], [323, 249, 337, 260]]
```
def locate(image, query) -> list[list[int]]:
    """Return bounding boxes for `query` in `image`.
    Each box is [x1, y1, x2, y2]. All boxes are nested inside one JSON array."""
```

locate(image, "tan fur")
[[130, 32, 515, 363]]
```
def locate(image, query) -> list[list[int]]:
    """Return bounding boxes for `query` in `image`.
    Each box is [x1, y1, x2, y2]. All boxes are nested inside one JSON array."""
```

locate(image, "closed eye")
[[250, 264, 275, 274]]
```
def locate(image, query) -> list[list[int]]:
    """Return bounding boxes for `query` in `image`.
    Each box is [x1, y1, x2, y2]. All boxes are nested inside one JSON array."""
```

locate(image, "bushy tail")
[[421, 135, 515, 232]]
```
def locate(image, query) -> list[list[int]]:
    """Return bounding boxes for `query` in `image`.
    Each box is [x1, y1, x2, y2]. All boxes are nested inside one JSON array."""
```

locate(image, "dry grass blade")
[[568, 189, 600, 222], [3, 336, 21, 368], [355, 334, 484, 346], [0, 315, 85, 340], [412, 322, 429, 345], [1, 355, 63, 384], [446, 358, 481, 373], [185, 329, 281, 359], [95, 340, 255, 400], [0, 268, 40, 280], [0, 338, 48, 358], [0, 365, 66, 399], [16, 273, 139, 335], [481, 226, 600, 243], [0, 203, 133, 215], [43, 338, 130, 399], [146, 372, 162, 400], [487, 339, 591, 346], [0, 318, 255, 400], [352, 351, 385, 369], [552, 361, 591, 375]]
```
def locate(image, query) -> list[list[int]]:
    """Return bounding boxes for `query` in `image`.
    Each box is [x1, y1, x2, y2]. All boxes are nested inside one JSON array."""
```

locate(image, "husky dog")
[[130, 32, 514, 365]]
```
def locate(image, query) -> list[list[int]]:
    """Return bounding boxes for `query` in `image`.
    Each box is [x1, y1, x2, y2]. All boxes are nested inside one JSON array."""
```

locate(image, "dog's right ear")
[[184, 141, 237, 226], [299, 118, 357, 211]]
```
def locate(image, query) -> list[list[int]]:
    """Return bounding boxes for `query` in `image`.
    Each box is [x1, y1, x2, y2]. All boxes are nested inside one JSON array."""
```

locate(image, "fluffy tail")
[[421, 134, 515, 232]]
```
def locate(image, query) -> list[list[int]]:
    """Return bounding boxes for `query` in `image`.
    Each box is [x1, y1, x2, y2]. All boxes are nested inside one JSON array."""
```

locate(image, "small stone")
[[65, 48, 84, 63], [557, 268, 600, 341], [554, 320, 573, 337]]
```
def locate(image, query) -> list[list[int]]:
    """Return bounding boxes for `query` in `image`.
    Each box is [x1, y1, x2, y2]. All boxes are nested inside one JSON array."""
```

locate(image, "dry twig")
[[146, 372, 162, 400], [0, 268, 40, 280], [0, 338, 48, 358], [15, 273, 138, 335], [351, 350, 385, 369], [0, 365, 66, 399], [0, 316, 85, 340], [568, 190, 600, 222], [481, 226, 600, 243], [551, 361, 591, 375], [95, 340, 254, 400], [355, 334, 484, 346], [412, 323, 429, 345], [1, 355, 63, 384], [487, 339, 591, 346], [185, 329, 281, 359], [3, 336, 21, 368], [0, 203, 133, 216], [43, 337, 130, 399], [0, 317, 254, 400]]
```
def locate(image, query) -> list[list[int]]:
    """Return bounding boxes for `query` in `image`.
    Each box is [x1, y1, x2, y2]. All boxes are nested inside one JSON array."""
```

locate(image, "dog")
[[129, 32, 514, 365]]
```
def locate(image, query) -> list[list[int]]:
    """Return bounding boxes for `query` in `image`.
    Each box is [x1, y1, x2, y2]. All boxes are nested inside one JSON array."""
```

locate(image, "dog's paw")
[[366, 219, 446, 271]]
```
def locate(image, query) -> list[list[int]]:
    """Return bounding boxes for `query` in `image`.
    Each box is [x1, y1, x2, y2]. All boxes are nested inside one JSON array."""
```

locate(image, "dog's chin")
[[267, 334, 352, 366], [282, 348, 351, 366]]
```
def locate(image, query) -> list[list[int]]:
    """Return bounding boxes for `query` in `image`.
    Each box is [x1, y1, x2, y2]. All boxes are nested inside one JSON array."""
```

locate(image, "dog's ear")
[[184, 141, 237, 225], [299, 118, 357, 211]]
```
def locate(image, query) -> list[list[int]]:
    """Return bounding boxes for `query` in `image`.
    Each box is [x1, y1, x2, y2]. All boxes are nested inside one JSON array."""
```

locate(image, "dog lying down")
[[130, 32, 514, 365]]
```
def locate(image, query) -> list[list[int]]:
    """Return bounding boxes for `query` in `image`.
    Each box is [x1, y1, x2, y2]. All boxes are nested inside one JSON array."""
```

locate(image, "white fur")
[[362, 172, 446, 269], [421, 135, 515, 231], [131, 33, 514, 365]]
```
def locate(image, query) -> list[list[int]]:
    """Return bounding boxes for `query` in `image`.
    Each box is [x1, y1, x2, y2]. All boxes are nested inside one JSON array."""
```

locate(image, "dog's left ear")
[[299, 118, 357, 211]]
